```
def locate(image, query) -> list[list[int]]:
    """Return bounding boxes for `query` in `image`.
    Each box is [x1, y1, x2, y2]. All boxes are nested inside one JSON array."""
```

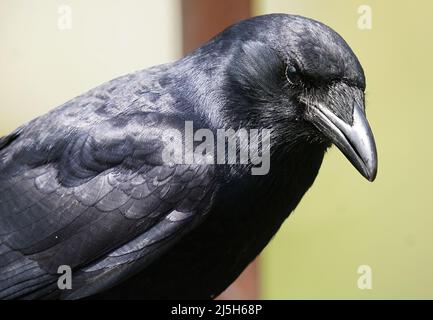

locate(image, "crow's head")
[[213, 14, 377, 181]]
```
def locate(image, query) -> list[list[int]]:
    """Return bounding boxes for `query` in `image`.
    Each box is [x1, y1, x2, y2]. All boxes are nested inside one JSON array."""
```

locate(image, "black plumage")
[[0, 14, 377, 299]]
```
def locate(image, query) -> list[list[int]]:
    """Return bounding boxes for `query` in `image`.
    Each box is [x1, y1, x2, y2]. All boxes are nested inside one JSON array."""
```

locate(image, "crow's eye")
[[285, 64, 302, 86]]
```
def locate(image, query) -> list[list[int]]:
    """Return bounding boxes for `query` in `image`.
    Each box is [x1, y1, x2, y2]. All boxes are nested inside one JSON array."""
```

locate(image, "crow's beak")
[[307, 94, 378, 182]]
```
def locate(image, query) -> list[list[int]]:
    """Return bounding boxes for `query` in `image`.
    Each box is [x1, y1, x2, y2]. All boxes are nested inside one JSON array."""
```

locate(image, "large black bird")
[[0, 14, 377, 299]]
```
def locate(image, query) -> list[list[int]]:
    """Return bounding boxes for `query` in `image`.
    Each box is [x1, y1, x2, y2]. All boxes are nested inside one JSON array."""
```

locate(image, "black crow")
[[0, 14, 377, 299]]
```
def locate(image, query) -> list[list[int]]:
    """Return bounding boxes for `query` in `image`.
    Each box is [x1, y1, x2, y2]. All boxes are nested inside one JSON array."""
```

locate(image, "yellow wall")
[[0, 0, 182, 134], [255, 0, 433, 299]]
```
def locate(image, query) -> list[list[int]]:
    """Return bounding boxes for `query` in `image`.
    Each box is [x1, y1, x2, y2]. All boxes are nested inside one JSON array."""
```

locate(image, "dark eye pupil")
[[285, 64, 301, 85], [288, 65, 297, 74]]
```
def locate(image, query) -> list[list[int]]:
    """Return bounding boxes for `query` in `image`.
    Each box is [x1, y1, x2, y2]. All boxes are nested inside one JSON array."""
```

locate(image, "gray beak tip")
[[364, 164, 377, 182]]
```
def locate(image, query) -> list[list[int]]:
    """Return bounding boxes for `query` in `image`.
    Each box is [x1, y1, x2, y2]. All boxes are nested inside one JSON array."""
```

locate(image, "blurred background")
[[1, 0, 432, 299]]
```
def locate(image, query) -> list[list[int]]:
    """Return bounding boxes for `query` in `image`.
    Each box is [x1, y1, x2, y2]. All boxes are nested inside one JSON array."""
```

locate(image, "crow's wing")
[[0, 110, 217, 299]]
